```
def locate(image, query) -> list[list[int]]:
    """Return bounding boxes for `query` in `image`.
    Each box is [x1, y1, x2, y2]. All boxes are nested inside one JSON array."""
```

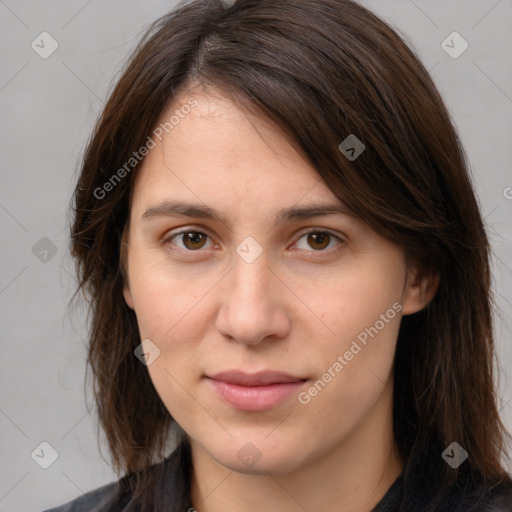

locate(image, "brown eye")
[[294, 231, 342, 252], [307, 232, 331, 250], [182, 232, 207, 250], [167, 231, 211, 251]]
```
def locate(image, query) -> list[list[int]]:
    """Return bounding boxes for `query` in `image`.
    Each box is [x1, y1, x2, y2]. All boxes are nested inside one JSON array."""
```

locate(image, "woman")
[[46, 0, 512, 510]]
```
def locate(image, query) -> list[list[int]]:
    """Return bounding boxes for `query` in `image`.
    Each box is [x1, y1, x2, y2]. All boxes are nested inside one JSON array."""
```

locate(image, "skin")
[[122, 82, 438, 512]]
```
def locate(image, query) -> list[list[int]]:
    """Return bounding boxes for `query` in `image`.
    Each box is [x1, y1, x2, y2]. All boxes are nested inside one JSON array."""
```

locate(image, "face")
[[122, 83, 433, 476]]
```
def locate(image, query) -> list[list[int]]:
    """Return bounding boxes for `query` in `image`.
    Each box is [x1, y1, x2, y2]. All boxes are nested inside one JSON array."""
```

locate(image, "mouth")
[[205, 370, 309, 412]]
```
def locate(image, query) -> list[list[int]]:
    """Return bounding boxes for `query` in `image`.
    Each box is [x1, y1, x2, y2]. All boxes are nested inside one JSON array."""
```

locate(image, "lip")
[[205, 371, 308, 411]]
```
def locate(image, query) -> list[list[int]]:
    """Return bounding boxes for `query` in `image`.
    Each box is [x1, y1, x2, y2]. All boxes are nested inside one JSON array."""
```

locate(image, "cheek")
[[287, 255, 404, 346], [130, 268, 213, 426], [295, 258, 403, 418], [308, 305, 401, 396], [127, 252, 214, 340], [128, 255, 217, 391], [297, 312, 400, 446]]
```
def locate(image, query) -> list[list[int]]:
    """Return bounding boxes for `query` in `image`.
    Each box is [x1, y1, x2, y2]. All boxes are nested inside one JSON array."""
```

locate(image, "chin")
[[219, 452, 302, 476], [204, 434, 309, 476]]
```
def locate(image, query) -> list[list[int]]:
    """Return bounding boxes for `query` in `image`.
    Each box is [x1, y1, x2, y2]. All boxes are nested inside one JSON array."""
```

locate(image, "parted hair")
[[70, 0, 511, 508]]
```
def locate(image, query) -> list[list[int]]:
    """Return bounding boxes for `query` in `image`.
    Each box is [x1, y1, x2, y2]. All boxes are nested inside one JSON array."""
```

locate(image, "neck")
[[189, 387, 402, 512]]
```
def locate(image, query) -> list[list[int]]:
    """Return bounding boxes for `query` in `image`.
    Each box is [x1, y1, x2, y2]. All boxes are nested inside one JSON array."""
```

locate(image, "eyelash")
[[161, 228, 345, 255]]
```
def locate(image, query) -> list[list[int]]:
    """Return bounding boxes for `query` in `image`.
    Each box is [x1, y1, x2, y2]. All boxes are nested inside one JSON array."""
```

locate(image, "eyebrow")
[[141, 200, 354, 225]]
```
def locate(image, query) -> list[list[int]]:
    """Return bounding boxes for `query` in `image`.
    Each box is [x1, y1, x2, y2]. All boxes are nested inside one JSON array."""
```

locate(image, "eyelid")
[[294, 227, 345, 240]]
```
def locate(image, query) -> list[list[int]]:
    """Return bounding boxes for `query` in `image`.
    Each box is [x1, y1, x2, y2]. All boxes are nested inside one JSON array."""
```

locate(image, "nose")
[[215, 248, 291, 345]]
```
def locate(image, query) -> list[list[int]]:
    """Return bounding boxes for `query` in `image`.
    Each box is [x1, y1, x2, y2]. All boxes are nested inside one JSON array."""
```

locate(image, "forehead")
[[130, 85, 344, 213]]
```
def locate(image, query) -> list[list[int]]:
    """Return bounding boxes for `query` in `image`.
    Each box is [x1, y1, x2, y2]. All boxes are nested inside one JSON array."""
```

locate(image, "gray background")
[[1, 1, 511, 510]]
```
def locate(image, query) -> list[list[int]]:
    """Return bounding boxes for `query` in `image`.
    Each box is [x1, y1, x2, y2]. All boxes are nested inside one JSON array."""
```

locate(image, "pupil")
[[185, 232, 205, 249], [308, 233, 329, 250]]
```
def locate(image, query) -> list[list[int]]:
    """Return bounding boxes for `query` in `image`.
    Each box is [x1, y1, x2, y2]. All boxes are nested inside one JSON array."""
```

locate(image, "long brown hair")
[[70, 0, 511, 508]]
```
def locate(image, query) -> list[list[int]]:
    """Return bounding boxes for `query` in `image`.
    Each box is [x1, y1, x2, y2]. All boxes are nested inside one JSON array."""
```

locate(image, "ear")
[[401, 265, 439, 316], [123, 285, 135, 310], [120, 226, 134, 310]]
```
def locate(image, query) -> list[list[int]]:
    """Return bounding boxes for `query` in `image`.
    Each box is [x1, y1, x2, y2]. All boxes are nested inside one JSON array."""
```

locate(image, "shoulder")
[[40, 480, 120, 512], [39, 442, 191, 512], [417, 472, 512, 512], [381, 449, 512, 512], [456, 479, 512, 512]]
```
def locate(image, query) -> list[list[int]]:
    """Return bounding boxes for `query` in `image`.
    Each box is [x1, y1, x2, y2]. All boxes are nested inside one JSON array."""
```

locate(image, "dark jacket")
[[42, 441, 512, 512]]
